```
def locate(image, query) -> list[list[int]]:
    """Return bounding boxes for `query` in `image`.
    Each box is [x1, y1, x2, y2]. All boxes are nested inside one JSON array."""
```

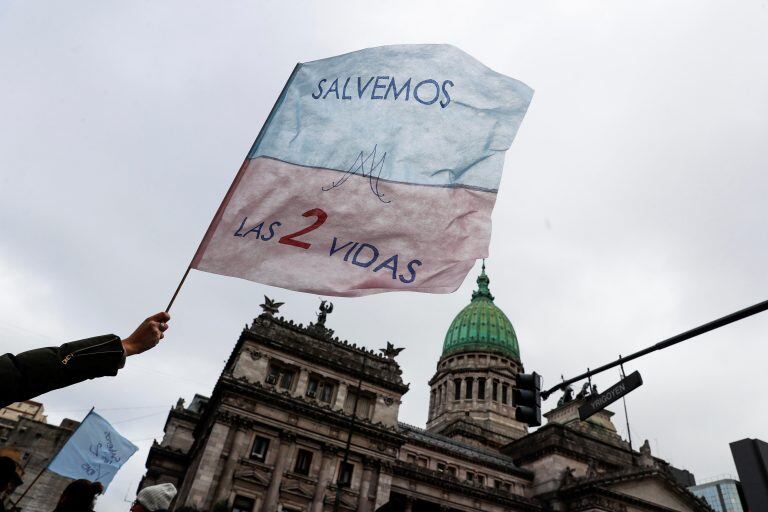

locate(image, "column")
[[334, 382, 349, 410], [213, 428, 250, 503], [184, 422, 230, 507], [356, 459, 374, 512], [310, 446, 337, 512], [428, 389, 435, 417], [295, 368, 310, 397], [260, 433, 294, 512], [373, 461, 393, 511]]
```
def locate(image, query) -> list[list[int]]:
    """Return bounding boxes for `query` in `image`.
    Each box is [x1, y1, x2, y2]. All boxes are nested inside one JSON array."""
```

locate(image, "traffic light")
[[513, 372, 542, 427]]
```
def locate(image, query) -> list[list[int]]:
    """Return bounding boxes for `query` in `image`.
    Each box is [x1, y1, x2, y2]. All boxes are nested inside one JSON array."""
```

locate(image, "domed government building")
[[142, 267, 711, 512]]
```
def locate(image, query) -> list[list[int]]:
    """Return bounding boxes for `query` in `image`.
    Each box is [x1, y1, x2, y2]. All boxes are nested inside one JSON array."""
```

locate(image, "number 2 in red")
[[278, 208, 328, 250]]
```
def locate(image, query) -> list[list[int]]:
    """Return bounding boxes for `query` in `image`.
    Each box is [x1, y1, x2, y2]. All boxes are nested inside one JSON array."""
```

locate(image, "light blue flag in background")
[[48, 410, 138, 489]]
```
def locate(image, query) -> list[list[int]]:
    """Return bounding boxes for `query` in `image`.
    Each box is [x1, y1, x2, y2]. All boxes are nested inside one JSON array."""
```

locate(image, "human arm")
[[0, 312, 170, 408]]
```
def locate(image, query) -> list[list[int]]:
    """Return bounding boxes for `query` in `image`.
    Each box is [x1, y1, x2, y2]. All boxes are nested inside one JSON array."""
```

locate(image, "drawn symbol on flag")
[[323, 145, 391, 203]]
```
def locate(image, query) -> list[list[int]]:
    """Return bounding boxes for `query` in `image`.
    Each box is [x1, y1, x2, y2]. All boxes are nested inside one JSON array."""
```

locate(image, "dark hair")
[[0, 457, 22, 487], [54, 479, 104, 511]]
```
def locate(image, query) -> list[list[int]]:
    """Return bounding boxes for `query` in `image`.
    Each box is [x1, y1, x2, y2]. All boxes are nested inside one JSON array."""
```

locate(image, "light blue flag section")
[[48, 410, 138, 489], [252, 44, 534, 191]]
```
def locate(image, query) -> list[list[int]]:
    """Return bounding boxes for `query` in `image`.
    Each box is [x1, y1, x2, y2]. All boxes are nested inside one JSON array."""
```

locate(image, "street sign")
[[578, 371, 643, 421]]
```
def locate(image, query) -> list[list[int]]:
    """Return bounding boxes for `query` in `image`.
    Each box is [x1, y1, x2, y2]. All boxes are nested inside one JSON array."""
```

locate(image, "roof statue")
[[557, 385, 574, 407], [380, 341, 405, 360], [576, 382, 592, 400], [259, 296, 284, 317], [316, 300, 333, 326]]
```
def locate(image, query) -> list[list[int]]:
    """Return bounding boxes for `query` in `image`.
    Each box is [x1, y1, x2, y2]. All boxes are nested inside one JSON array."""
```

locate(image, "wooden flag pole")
[[11, 465, 46, 508], [165, 266, 191, 313], [163, 64, 301, 314]]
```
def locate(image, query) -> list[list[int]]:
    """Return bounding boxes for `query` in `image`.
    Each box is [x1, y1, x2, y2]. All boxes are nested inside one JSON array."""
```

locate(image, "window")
[[407, 453, 417, 464], [466, 471, 475, 483], [502, 383, 509, 404], [437, 462, 446, 473], [465, 378, 473, 399], [266, 363, 295, 391], [478, 378, 486, 400], [447, 466, 457, 477], [437, 385, 442, 405], [280, 371, 294, 389], [306, 377, 319, 397], [250, 436, 270, 462], [492, 380, 499, 402], [294, 449, 313, 475], [338, 462, 354, 487], [344, 390, 372, 418], [319, 381, 334, 402], [477, 474, 485, 486], [454, 379, 462, 400], [493, 479, 501, 490], [307, 376, 335, 402], [232, 495, 255, 512], [502, 482, 511, 492]]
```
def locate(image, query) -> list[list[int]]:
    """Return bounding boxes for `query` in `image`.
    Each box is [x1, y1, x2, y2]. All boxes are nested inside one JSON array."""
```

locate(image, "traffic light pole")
[[541, 298, 768, 400]]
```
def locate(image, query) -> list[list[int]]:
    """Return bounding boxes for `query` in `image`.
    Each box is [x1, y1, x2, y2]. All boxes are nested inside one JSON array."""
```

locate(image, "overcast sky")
[[1, 0, 767, 509]]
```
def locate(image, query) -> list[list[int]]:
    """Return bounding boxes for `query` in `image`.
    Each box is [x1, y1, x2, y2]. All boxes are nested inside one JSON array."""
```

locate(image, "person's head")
[[0, 456, 23, 497], [55, 479, 103, 512], [131, 483, 177, 512]]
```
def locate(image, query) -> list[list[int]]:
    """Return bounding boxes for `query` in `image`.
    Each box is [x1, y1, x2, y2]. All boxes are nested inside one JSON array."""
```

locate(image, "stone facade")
[[141, 276, 713, 512]]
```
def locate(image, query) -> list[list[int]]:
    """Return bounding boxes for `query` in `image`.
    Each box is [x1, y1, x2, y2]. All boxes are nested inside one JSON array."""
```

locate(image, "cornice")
[[244, 318, 410, 394], [559, 468, 713, 511], [216, 376, 407, 446], [392, 461, 542, 511]]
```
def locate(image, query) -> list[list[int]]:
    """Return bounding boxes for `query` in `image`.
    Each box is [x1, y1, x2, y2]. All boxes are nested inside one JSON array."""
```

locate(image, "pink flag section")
[[191, 45, 532, 296], [192, 157, 495, 296]]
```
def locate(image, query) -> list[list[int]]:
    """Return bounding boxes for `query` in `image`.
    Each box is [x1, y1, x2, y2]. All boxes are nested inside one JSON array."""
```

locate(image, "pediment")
[[282, 479, 315, 498], [234, 468, 271, 486], [564, 469, 709, 511], [606, 476, 700, 511]]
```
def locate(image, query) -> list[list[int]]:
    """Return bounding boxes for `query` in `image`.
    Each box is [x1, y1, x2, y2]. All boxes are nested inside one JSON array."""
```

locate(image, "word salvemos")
[[311, 76, 454, 108], [233, 208, 423, 284]]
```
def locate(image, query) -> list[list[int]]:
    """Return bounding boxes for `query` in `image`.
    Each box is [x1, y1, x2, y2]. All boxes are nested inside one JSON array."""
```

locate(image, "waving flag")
[[48, 410, 138, 489], [192, 44, 533, 296]]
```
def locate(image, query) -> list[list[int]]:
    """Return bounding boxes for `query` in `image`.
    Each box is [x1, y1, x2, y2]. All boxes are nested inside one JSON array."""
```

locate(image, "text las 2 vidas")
[[311, 76, 454, 108], [233, 215, 422, 285]]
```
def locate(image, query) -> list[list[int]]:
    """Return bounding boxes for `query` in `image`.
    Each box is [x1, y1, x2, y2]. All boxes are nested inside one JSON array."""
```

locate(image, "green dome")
[[442, 264, 520, 360]]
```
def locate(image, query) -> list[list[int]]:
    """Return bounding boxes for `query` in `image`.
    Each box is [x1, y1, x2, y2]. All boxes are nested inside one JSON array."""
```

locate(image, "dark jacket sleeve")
[[0, 335, 126, 408]]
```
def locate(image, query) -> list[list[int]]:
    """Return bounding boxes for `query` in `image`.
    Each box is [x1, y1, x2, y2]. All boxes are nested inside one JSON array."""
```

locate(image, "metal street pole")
[[333, 353, 368, 512], [542, 298, 768, 400]]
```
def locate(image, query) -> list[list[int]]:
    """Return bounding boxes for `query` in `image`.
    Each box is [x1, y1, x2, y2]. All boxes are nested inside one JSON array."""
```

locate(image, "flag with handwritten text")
[[48, 410, 138, 489], [192, 44, 533, 296]]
